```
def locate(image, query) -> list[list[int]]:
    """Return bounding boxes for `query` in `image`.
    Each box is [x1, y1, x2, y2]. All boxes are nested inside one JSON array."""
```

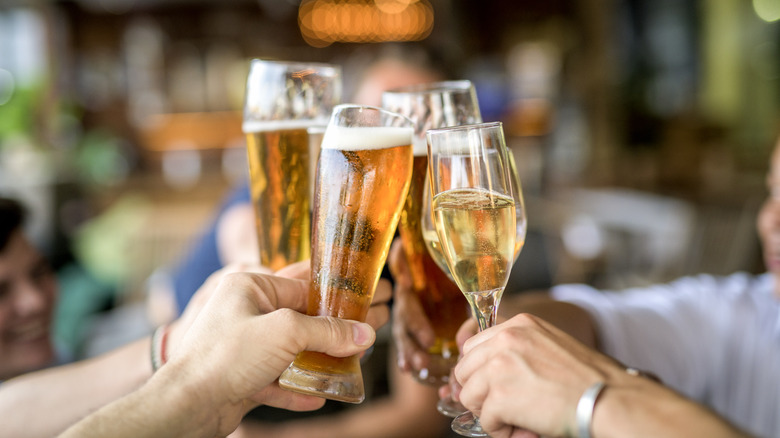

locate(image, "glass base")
[[278, 359, 365, 404], [412, 353, 458, 386], [451, 411, 489, 437], [437, 395, 467, 418]]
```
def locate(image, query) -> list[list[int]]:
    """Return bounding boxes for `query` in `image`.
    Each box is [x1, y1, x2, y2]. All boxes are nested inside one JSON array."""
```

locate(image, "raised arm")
[[59, 272, 377, 438]]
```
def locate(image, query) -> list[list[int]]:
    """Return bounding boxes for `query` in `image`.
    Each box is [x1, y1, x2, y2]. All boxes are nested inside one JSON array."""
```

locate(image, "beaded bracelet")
[[150, 325, 169, 372]]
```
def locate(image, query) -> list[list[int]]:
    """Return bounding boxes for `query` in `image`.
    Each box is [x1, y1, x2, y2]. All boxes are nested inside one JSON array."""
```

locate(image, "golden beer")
[[398, 155, 468, 385], [382, 81, 481, 386], [243, 59, 341, 270], [244, 122, 312, 271], [279, 107, 414, 403]]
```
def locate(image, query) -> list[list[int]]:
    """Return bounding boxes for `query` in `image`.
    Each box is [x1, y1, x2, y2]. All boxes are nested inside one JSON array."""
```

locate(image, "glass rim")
[[332, 103, 414, 126], [249, 58, 341, 74], [427, 121, 502, 135], [383, 80, 474, 95]]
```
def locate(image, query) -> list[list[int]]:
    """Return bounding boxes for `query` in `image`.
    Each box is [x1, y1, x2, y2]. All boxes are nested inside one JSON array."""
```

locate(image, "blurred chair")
[[682, 196, 762, 277], [542, 188, 698, 289]]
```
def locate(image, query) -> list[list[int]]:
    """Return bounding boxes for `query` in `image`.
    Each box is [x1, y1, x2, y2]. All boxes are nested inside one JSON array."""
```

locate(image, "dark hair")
[[0, 197, 25, 252]]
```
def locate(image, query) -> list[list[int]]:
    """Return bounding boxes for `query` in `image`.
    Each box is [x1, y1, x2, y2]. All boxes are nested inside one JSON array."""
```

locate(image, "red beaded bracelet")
[[150, 325, 169, 372]]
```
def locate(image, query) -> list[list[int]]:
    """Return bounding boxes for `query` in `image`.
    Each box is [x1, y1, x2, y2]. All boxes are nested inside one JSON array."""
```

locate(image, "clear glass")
[[420, 148, 527, 418], [381, 80, 480, 388], [242, 59, 341, 270], [427, 122, 519, 437], [278, 105, 414, 403]]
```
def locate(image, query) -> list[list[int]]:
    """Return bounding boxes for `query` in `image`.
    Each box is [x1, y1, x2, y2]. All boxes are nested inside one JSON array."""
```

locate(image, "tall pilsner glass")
[[242, 60, 341, 270], [278, 105, 414, 403], [381, 81, 480, 386]]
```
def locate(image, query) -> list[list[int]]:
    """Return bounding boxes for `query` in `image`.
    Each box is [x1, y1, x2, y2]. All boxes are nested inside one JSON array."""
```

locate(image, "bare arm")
[[0, 337, 152, 438], [0, 264, 250, 438], [455, 314, 752, 438], [58, 366, 214, 438], [594, 376, 751, 438], [59, 272, 378, 438]]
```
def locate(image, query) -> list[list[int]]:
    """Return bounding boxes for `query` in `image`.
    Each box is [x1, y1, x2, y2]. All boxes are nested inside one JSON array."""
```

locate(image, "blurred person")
[[0, 197, 58, 381], [449, 313, 751, 438], [345, 43, 444, 107], [392, 134, 780, 437], [59, 271, 378, 438], [0, 196, 391, 437]]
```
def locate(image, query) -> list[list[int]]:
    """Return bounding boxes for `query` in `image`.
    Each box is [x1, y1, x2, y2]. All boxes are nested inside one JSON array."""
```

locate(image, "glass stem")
[[465, 287, 505, 332]]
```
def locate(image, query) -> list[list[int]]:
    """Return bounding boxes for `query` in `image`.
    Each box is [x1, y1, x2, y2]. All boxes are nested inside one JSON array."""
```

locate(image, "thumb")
[[295, 315, 376, 358]]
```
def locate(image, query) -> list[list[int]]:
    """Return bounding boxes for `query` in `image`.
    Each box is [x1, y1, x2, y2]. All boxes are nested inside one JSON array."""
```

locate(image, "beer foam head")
[[412, 136, 427, 156], [321, 126, 413, 151], [242, 119, 324, 133]]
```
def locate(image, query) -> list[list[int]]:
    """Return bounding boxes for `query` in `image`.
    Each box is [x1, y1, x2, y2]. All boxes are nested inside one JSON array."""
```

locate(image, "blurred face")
[[757, 140, 780, 297], [0, 230, 57, 380]]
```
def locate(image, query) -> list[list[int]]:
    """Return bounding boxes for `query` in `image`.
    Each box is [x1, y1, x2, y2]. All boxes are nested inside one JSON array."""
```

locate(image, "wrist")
[[576, 381, 606, 438], [586, 366, 658, 438], [145, 364, 220, 436]]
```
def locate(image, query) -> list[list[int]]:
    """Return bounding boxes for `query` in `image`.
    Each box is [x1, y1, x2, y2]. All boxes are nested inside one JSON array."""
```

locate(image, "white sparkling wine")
[[432, 188, 516, 294], [422, 227, 454, 280]]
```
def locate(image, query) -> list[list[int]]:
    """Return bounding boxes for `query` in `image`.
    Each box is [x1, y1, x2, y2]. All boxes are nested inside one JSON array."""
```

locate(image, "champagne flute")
[[421, 150, 527, 418], [381, 80, 480, 387], [427, 121, 518, 437]]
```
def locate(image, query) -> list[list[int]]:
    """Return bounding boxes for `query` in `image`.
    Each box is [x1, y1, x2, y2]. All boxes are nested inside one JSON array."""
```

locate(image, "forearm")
[[593, 377, 752, 438], [59, 370, 216, 438], [0, 337, 152, 437]]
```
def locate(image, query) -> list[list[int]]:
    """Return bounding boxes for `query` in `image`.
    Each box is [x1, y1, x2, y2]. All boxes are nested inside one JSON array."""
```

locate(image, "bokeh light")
[[753, 0, 780, 22], [299, 0, 433, 47], [0, 68, 15, 106]]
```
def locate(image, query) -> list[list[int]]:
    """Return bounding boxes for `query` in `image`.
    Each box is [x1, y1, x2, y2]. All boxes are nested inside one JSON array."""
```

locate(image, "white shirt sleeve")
[[551, 275, 729, 400]]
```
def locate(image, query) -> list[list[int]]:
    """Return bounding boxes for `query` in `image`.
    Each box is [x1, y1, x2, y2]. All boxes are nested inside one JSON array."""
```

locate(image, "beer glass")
[[381, 80, 480, 387], [278, 104, 414, 403], [243, 60, 341, 271], [427, 122, 519, 437]]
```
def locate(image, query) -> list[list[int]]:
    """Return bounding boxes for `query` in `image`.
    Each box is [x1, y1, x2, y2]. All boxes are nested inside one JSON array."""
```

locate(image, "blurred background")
[[0, 0, 777, 358]]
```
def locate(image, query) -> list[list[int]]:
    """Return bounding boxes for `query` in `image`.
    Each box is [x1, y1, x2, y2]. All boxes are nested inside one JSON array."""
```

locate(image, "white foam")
[[321, 126, 413, 151], [242, 119, 325, 133], [412, 136, 428, 156]]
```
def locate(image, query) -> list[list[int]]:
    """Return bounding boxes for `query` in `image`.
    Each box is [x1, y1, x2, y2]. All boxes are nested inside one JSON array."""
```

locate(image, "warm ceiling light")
[[299, 0, 433, 47]]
